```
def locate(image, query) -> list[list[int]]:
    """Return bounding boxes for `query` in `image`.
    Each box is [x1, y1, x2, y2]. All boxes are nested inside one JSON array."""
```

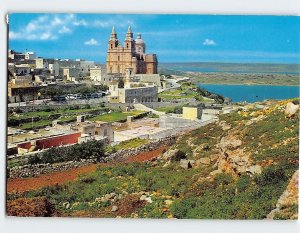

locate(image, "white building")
[[61, 67, 79, 81], [35, 58, 49, 69], [90, 67, 102, 82], [48, 61, 60, 76], [109, 67, 158, 103], [25, 51, 36, 60], [78, 60, 95, 74], [14, 64, 31, 76]]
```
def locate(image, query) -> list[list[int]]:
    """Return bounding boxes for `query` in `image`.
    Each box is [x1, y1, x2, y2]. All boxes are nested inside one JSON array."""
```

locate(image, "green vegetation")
[[8, 105, 108, 130], [19, 120, 53, 130], [155, 106, 184, 114], [106, 138, 149, 154], [39, 84, 108, 99], [158, 81, 222, 103], [28, 140, 106, 164], [88, 111, 144, 123], [8, 100, 298, 219], [158, 82, 199, 100]]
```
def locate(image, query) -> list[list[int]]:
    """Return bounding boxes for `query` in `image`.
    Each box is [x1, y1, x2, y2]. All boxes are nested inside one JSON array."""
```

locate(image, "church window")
[[126, 43, 129, 49], [110, 44, 113, 49]]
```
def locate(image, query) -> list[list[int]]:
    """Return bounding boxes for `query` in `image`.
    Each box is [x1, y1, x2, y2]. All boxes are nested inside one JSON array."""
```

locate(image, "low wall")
[[35, 132, 81, 150], [17, 132, 82, 151], [8, 136, 176, 179]]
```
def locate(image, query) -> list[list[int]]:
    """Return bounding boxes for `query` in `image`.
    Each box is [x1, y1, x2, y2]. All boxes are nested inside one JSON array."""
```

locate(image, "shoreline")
[[195, 82, 300, 87]]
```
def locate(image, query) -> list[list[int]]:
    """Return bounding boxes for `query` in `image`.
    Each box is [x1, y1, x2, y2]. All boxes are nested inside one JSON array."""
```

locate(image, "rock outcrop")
[[285, 102, 299, 118], [211, 134, 261, 176], [266, 170, 299, 220]]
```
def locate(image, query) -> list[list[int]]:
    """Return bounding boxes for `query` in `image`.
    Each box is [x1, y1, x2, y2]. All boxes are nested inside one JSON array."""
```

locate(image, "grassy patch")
[[19, 120, 52, 130], [89, 111, 144, 123]]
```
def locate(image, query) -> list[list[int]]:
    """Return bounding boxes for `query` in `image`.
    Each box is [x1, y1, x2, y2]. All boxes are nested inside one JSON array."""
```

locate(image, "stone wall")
[[8, 136, 176, 179]]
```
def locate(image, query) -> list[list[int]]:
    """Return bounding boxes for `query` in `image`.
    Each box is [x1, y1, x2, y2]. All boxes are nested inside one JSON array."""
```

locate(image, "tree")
[[40, 87, 63, 99], [118, 79, 124, 88]]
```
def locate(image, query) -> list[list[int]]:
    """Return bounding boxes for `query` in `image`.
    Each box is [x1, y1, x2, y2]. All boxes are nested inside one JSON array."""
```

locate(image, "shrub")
[[29, 140, 106, 164], [236, 174, 251, 192], [255, 165, 287, 186], [28, 155, 42, 164], [170, 198, 197, 219], [215, 173, 233, 186], [171, 150, 186, 162]]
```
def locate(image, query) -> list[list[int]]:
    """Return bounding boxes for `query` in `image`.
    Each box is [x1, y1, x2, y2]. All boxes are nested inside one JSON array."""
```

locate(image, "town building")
[[182, 106, 202, 120], [35, 58, 50, 69], [78, 60, 95, 74], [90, 66, 102, 82], [48, 61, 60, 76], [106, 26, 158, 75], [70, 116, 114, 142], [14, 64, 31, 76], [109, 68, 158, 103], [8, 84, 40, 103], [24, 51, 37, 60], [60, 67, 80, 81], [8, 50, 26, 60]]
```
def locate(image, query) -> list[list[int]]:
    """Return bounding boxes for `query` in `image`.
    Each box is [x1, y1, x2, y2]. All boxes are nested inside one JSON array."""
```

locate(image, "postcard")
[[6, 13, 299, 219]]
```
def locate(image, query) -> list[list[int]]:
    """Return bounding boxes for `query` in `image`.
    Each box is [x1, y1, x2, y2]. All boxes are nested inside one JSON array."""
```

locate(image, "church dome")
[[135, 33, 144, 44]]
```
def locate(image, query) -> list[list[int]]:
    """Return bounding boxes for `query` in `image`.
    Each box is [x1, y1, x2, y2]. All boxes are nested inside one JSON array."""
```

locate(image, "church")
[[106, 26, 158, 75]]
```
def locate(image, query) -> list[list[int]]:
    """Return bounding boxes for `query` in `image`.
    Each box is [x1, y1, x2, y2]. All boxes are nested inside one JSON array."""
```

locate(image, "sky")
[[8, 13, 300, 64]]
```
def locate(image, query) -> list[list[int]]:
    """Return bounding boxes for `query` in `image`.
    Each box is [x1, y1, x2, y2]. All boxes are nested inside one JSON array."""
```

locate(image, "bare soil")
[[7, 146, 167, 194]]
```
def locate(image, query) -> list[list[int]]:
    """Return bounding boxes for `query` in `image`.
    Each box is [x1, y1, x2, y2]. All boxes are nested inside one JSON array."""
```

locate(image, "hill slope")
[[7, 99, 299, 219]]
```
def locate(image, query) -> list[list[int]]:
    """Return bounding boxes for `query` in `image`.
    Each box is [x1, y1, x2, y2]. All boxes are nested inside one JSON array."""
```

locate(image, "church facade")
[[106, 26, 158, 75]]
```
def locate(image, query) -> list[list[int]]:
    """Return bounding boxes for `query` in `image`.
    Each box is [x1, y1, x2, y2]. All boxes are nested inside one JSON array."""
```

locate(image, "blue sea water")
[[198, 84, 300, 103]]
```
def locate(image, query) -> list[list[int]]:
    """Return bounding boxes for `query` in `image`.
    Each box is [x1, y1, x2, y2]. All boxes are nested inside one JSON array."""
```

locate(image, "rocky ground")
[[6, 99, 299, 219]]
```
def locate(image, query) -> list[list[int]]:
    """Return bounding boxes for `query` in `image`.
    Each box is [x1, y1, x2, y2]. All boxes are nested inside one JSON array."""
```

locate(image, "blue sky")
[[8, 13, 300, 64]]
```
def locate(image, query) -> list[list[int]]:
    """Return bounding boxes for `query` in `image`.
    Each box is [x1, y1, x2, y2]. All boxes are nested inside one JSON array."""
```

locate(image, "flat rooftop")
[[7, 127, 78, 145], [114, 125, 166, 142]]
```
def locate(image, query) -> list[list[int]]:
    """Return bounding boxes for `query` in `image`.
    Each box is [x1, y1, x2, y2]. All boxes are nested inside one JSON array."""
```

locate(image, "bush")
[[170, 198, 197, 219], [29, 140, 106, 164], [215, 173, 233, 186], [41, 106, 52, 112], [236, 174, 251, 192], [171, 150, 186, 162], [255, 165, 287, 186], [28, 155, 42, 164]]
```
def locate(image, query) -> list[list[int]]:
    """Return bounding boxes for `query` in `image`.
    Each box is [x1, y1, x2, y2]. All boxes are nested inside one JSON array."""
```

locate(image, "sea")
[[198, 84, 299, 103], [160, 62, 300, 102]]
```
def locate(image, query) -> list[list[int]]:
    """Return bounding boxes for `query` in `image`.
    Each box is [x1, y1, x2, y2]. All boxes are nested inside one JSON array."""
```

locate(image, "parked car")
[[52, 96, 66, 101], [66, 94, 76, 100]]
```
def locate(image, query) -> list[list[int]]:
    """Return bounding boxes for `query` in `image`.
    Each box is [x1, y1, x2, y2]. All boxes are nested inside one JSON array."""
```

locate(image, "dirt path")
[[7, 146, 167, 194]]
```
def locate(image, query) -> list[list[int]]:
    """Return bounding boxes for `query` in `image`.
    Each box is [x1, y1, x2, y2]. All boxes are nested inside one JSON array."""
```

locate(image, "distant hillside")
[[159, 62, 300, 74]]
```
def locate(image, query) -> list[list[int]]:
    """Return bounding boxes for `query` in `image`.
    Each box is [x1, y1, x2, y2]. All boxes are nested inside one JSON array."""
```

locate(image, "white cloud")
[[59, 26, 71, 34], [203, 38, 216, 46], [9, 31, 21, 39], [73, 19, 88, 26], [84, 38, 98, 46], [40, 32, 57, 40], [92, 17, 135, 29], [9, 14, 86, 41]]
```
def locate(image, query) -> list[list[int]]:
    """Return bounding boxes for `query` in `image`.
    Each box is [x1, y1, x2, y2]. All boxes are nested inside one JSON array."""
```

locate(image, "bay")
[[198, 84, 300, 103]]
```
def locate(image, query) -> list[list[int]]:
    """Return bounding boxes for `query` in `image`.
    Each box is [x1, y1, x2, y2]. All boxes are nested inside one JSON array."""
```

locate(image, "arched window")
[[110, 44, 113, 49], [126, 43, 129, 49]]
